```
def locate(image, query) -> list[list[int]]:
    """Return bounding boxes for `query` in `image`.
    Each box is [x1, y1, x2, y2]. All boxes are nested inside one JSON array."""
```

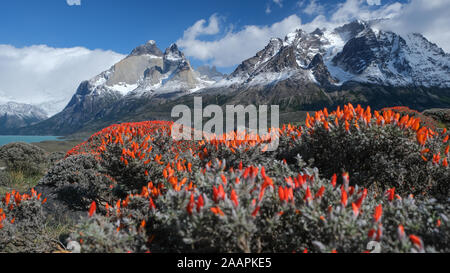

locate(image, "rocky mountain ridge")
[[10, 20, 450, 135], [0, 102, 48, 132]]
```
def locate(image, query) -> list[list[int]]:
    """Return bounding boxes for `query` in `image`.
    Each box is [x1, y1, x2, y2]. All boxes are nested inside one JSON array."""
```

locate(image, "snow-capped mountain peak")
[[21, 20, 450, 136], [73, 40, 217, 101], [0, 101, 48, 131], [214, 20, 449, 89], [129, 40, 163, 57]]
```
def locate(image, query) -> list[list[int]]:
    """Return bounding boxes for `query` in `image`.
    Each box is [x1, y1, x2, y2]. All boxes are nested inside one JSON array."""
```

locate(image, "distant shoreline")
[[0, 136, 83, 154], [31, 138, 84, 153]]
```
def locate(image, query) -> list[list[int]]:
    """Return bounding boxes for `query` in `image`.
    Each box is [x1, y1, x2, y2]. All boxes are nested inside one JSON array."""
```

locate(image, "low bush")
[[0, 189, 54, 252], [39, 154, 118, 211], [30, 104, 449, 253], [70, 157, 449, 253], [0, 142, 48, 176], [282, 104, 450, 199]]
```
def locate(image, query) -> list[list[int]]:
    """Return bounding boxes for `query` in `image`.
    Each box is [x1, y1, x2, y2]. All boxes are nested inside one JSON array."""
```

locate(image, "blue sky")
[[1, 0, 306, 54], [0, 0, 449, 110], [0, 0, 408, 60]]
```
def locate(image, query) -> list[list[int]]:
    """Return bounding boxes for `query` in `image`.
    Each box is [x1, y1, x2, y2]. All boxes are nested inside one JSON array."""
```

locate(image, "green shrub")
[[70, 157, 449, 253], [43, 115, 449, 253], [0, 142, 48, 176], [39, 154, 118, 211], [283, 105, 450, 199], [0, 190, 53, 253]]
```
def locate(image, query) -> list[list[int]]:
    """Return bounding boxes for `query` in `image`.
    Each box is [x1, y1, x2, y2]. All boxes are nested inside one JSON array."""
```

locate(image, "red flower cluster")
[[0, 189, 46, 230]]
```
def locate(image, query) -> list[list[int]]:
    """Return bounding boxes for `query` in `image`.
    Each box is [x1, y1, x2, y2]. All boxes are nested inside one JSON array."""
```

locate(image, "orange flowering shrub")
[[70, 159, 449, 253], [0, 189, 52, 252], [381, 106, 439, 130], [289, 104, 450, 199], [31, 104, 449, 253]]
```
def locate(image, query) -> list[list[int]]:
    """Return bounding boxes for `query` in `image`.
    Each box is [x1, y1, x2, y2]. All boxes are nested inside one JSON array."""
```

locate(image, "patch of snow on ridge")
[[247, 70, 297, 86], [189, 78, 216, 93], [402, 33, 450, 88], [0, 101, 48, 119], [107, 82, 139, 95], [325, 61, 354, 86], [165, 51, 183, 62]]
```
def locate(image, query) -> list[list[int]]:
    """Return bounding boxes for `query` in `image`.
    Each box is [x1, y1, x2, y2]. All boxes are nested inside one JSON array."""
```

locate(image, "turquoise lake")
[[0, 136, 62, 146]]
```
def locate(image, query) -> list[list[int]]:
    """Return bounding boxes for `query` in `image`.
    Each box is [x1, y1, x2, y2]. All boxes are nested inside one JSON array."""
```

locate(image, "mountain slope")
[[0, 102, 48, 132], [17, 20, 450, 136], [212, 20, 449, 90], [19, 41, 215, 135]]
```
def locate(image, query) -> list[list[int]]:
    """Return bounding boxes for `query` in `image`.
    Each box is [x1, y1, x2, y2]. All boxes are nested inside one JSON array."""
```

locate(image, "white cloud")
[[302, 0, 325, 15], [328, 0, 400, 25], [366, 0, 381, 5], [66, 0, 81, 6], [0, 45, 124, 114], [178, 0, 449, 69], [379, 0, 450, 52], [266, 0, 283, 14], [299, 0, 449, 52], [182, 14, 220, 41], [177, 15, 301, 67], [273, 0, 283, 7]]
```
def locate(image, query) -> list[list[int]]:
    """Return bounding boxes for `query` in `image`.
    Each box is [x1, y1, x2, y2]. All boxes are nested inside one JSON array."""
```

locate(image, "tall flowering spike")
[[230, 189, 239, 207], [315, 186, 325, 199], [278, 186, 286, 202], [88, 201, 97, 217], [323, 120, 330, 131], [186, 193, 195, 215], [355, 188, 368, 208], [386, 188, 395, 202], [218, 184, 226, 201], [341, 189, 348, 207], [252, 206, 261, 217], [210, 207, 225, 216], [149, 198, 156, 210], [409, 235, 423, 250], [5, 193, 11, 205], [351, 202, 359, 217], [220, 174, 227, 185], [261, 166, 267, 178], [342, 172, 349, 190], [286, 187, 294, 202], [331, 174, 337, 188], [374, 204, 383, 222], [304, 187, 312, 202], [14, 192, 21, 205], [196, 194, 204, 212]]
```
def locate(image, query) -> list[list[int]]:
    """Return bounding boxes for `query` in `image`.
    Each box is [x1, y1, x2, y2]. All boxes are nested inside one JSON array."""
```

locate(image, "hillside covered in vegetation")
[[0, 104, 449, 253]]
